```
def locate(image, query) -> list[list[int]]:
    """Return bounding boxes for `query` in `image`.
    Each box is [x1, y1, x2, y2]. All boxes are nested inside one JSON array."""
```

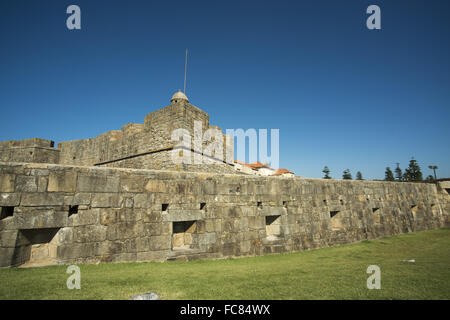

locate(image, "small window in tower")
[[257, 201, 262, 208], [200, 202, 206, 210], [162, 203, 169, 212]]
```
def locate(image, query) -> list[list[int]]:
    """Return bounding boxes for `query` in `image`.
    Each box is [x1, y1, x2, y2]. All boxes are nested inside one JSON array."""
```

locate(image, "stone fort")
[[0, 92, 449, 267]]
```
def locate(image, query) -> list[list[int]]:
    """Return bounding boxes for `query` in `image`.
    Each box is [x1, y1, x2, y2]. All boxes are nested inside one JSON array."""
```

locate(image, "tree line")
[[322, 158, 437, 182]]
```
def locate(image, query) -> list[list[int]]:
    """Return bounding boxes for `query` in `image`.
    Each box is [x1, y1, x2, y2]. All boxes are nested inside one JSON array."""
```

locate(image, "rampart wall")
[[1, 162, 448, 267], [0, 139, 60, 164]]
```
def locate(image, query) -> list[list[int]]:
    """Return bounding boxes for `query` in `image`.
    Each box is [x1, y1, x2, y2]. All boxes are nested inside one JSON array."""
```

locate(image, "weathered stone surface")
[[0, 174, 15, 192], [0, 162, 447, 268], [145, 180, 167, 193], [0, 230, 18, 247], [15, 175, 38, 192], [77, 175, 119, 193], [162, 209, 204, 222], [120, 176, 147, 193], [48, 171, 76, 192], [91, 193, 119, 208], [133, 193, 154, 208], [0, 193, 20, 206], [21, 193, 64, 207]]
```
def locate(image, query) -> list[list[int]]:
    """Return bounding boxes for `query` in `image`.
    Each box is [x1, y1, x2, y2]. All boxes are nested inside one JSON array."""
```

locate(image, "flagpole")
[[184, 49, 188, 94]]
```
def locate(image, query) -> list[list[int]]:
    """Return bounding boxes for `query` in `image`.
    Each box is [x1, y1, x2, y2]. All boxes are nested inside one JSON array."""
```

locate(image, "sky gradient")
[[1, 0, 449, 179]]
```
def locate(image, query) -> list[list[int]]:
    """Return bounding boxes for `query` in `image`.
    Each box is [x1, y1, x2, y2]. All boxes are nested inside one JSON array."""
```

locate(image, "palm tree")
[[428, 165, 438, 180]]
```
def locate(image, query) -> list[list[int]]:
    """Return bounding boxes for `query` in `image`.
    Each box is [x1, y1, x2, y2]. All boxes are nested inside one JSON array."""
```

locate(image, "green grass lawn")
[[1, 228, 449, 300]]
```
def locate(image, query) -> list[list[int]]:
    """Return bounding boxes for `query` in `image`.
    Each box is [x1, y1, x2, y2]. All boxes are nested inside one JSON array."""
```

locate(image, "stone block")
[[37, 176, 48, 192], [73, 193, 91, 205], [77, 175, 119, 193], [69, 208, 100, 226], [0, 247, 15, 267], [100, 208, 119, 225], [0, 193, 20, 206], [21, 193, 64, 206], [143, 222, 170, 236], [48, 171, 76, 192], [259, 206, 286, 216], [144, 179, 167, 193], [15, 175, 37, 192], [162, 209, 204, 222], [0, 230, 18, 247], [148, 235, 171, 250], [119, 196, 134, 208], [198, 232, 216, 245], [73, 225, 107, 243], [57, 227, 73, 244], [141, 210, 162, 223], [0, 174, 15, 192], [136, 250, 168, 262], [91, 193, 119, 208], [15, 209, 67, 229], [133, 193, 154, 208], [120, 176, 147, 193]]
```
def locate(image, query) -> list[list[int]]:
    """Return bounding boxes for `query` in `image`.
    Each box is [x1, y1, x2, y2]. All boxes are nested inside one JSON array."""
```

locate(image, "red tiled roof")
[[234, 160, 256, 169], [248, 161, 268, 169], [272, 168, 294, 176]]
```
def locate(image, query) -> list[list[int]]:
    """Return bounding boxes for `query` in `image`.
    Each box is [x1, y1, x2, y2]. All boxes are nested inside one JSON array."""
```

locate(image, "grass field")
[[0, 228, 449, 300]]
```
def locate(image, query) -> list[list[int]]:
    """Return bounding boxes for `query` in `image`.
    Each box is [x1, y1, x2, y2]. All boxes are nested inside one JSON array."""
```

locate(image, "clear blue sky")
[[1, 0, 449, 179]]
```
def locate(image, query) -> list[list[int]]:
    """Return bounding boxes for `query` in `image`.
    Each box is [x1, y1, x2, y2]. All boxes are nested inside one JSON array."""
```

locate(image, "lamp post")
[[428, 165, 438, 180]]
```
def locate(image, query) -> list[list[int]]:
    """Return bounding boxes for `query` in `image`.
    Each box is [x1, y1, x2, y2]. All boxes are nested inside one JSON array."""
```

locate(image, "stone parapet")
[[0, 162, 448, 267]]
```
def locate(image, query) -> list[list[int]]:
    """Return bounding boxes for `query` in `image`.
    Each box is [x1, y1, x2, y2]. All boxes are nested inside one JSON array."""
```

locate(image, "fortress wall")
[[0, 162, 448, 267], [0, 138, 55, 149], [56, 102, 234, 173], [0, 139, 60, 164], [99, 149, 237, 174], [0, 146, 60, 164]]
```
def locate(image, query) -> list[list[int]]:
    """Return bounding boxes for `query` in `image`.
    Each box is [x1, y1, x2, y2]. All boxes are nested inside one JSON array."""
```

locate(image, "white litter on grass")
[[402, 259, 415, 263], [131, 292, 161, 300]]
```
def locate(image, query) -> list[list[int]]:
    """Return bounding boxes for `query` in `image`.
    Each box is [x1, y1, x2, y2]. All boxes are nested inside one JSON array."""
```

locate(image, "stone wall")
[[0, 162, 448, 267], [0, 139, 60, 164], [56, 100, 234, 173], [0, 100, 235, 174]]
